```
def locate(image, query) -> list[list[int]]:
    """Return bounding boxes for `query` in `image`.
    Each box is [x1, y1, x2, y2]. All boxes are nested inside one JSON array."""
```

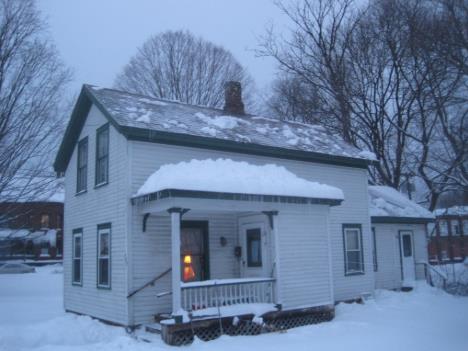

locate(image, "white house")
[[54, 82, 431, 344]]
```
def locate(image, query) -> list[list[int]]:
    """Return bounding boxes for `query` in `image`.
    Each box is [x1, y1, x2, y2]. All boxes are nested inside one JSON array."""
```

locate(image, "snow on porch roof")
[[369, 185, 434, 222], [133, 159, 344, 205]]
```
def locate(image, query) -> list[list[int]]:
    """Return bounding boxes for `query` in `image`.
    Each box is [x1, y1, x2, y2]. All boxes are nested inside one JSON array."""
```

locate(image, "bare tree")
[[115, 30, 255, 110], [259, 0, 359, 143], [266, 73, 323, 124], [261, 0, 467, 210], [0, 0, 71, 218]]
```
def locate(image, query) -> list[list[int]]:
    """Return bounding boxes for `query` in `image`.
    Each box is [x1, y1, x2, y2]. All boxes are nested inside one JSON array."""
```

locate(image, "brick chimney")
[[223, 81, 245, 115]]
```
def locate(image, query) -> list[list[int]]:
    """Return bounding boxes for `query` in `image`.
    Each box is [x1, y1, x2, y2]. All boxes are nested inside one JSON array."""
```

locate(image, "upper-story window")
[[438, 220, 449, 237], [95, 124, 109, 187], [452, 220, 461, 236], [76, 137, 88, 193], [40, 214, 50, 228]]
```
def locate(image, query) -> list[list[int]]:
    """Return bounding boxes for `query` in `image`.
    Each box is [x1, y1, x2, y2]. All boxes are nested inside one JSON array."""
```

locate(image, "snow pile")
[[195, 112, 249, 129], [358, 150, 377, 160], [136, 158, 344, 200], [2, 269, 468, 351], [369, 185, 433, 219], [434, 206, 468, 217]]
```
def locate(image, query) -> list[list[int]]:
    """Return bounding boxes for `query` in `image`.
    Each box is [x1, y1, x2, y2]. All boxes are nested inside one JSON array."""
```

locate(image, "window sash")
[[72, 232, 82, 284], [95, 126, 109, 186], [97, 227, 111, 288], [372, 227, 378, 272], [344, 226, 364, 274], [76, 138, 88, 192]]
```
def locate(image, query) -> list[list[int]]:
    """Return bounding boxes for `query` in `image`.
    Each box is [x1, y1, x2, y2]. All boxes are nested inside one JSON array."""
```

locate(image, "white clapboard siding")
[[63, 105, 129, 325], [129, 211, 240, 325], [129, 140, 374, 324], [373, 223, 428, 290], [276, 205, 334, 309]]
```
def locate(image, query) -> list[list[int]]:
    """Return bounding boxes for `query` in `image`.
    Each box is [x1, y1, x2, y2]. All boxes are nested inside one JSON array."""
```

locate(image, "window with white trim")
[[72, 229, 82, 285], [97, 224, 111, 288], [95, 124, 109, 186], [343, 224, 364, 275], [372, 227, 378, 272], [76, 137, 88, 193]]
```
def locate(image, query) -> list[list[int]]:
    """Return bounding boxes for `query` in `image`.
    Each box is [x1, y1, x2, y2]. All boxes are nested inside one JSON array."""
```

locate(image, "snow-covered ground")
[[1, 265, 468, 351]]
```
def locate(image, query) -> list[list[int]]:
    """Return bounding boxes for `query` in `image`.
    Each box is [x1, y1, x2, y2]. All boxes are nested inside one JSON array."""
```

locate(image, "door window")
[[247, 228, 262, 267], [402, 234, 412, 257]]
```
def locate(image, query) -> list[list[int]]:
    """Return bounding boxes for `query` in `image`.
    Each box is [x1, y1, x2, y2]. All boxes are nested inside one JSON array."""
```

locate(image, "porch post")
[[264, 211, 282, 309], [168, 208, 182, 316]]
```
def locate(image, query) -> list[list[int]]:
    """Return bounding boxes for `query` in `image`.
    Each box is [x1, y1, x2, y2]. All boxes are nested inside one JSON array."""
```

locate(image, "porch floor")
[[161, 303, 278, 325]]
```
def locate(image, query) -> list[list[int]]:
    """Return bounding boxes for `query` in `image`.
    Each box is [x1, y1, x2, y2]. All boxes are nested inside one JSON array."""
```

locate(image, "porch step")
[[145, 323, 162, 334], [154, 313, 171, 323]]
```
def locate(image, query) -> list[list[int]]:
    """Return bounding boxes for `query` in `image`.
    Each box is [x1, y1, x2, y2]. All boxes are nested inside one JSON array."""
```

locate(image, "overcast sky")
[[39, 0, 287, 97]]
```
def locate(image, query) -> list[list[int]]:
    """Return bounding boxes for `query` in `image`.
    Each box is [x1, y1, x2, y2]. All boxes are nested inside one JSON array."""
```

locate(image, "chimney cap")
[[223, 81, 245, 115]]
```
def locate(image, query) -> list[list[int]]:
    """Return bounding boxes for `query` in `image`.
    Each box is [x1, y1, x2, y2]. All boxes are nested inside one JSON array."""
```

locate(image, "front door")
[[239, 218, 268, 278], [399, 231, 416, 284], [180, 221, 209, 282]]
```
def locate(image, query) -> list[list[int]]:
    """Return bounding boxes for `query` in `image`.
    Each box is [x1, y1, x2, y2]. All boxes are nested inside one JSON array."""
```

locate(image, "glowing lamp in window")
[[183, 254, 195, 282]]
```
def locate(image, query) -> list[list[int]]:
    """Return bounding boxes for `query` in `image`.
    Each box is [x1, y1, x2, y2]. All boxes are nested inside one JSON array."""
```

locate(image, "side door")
[[239, 216, 269, 278], [399, 230, 416, 284]]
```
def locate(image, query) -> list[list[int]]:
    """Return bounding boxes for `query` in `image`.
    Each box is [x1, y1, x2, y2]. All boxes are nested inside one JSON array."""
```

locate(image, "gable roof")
[[369, 186, 434, 224], [54, 84, 376, 174]]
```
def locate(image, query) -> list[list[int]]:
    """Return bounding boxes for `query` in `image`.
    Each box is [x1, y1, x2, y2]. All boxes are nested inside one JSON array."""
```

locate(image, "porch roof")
[[133, 159, 344, 207], [132, 188, 342, 208]]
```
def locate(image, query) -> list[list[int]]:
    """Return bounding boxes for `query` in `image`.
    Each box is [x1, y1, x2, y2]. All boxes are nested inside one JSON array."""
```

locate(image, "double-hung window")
[[95, 124, 109, 186], [76, 137, 88, 193], [72, 229, 82, 285], [97, 223, 111, 288], [343, 224, 364, 275], [372, 227, 378, 272]]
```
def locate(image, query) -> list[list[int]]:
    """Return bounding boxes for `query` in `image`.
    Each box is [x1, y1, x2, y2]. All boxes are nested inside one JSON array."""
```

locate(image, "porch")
[[131, 159, 343, 327]]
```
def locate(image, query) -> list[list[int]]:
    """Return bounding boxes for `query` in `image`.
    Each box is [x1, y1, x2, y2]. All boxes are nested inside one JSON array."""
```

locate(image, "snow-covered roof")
[[86, 85, 375, 163], [0, 229, 57, 245], [0, 177, 64, 203], [434, 206, 468, 217], [136, 158, 344, 201], [369, 186, 434, 220]]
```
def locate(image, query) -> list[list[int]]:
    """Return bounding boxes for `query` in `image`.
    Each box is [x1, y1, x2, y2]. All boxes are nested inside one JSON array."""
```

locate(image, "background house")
[[0, 201, 64, 261], [428, 206, 468, 264]]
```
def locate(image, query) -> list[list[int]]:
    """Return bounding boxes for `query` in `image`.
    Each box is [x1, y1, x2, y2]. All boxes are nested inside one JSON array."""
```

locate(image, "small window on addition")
[[343, 224, 364, 275], [247, 228, 262, 267]]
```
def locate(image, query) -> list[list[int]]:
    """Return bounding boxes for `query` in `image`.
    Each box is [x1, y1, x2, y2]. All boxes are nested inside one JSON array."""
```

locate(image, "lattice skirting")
[[161, 306, 334, 346]]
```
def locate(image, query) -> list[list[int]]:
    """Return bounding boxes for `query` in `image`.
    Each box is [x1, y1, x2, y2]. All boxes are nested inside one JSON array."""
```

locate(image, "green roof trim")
[[54, 85, 375, 174], [131, 188, 343, 207], [122, 126, 371, 169], [371, 216, 434, 224]]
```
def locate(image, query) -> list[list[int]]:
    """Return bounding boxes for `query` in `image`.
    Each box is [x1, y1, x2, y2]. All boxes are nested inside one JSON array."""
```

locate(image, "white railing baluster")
[[180, 278, 276, 312]]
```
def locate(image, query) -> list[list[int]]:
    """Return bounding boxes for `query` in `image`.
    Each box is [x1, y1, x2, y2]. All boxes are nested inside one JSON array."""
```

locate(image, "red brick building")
[[0, 201, 63, 260], [428, 206, 468, 263]]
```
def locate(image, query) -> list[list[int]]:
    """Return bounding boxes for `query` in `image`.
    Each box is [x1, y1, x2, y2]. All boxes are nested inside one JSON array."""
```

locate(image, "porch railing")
[[417, 261, 447, 290], [181, 277, 275, 311]]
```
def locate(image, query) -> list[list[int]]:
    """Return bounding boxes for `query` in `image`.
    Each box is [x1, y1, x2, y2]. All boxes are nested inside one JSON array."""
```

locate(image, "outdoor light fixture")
[[220, 236, 227, 247]]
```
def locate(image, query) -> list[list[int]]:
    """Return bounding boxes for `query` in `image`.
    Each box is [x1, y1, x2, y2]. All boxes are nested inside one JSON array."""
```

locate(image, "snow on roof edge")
[[369, 185, 434, 219], [135, 158, 344, 201]]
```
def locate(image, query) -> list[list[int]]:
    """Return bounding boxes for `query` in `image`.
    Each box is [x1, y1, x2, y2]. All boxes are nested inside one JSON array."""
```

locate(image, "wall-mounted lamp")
[[220, 236, 227, 247]]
